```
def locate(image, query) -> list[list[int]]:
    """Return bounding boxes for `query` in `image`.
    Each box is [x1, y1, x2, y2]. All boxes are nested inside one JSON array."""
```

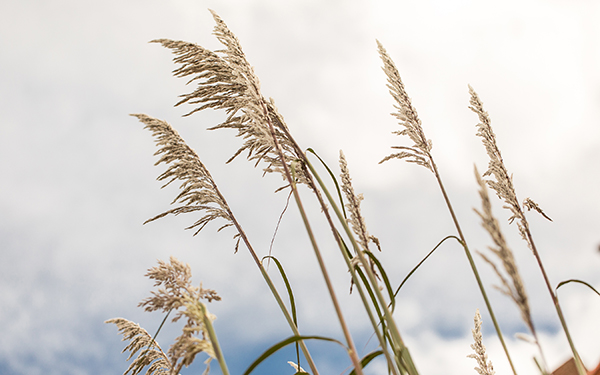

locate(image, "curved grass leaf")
[[364, 251, 396, 310], [393, 235, 461, 303], [556, 279, 600, 297], [243, 335, 345, 375], [349, 350, 384, 375], [306, 148, 347, 219], [262, 255, 301, 366]]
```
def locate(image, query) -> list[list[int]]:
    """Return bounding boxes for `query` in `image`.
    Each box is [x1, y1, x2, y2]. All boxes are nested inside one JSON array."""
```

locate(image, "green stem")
[[305, 157, 418, 375], [258, 98, 363, 375], [301, 160, 401, 375], [211, 180, 319, 375], [199, 302, 230, 375]]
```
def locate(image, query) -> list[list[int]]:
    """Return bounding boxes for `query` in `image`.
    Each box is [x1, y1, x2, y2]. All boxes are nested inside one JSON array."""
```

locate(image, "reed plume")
[[474, 167, 546, 370], [132, 114, 241, 248], [106, 318, 172, 375], [469, 85, 584, 375], [377, 41, 432, 171], [339, 150, 380, 253], [377, 41, 517, 374], [467, 309, 495, 375], [107, 257, 220, 375], [469, 86, 537, 249], [152, 10, 309, 190]]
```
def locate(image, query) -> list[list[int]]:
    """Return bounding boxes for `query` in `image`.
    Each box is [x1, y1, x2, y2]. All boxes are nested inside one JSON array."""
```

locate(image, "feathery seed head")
[[152, 11, 309, 190], [339, 150, 370, 252], [467, 309, 495, 375], [138, 256, 221, 317], [132, 114, 242, 249], [105, 318, 172, 375], [474, 167, 535, 337], [377, 41, 433, 171], [468, 86, 541, 251]]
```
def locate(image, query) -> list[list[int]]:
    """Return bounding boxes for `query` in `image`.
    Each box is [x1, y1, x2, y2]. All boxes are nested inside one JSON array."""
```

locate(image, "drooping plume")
[[152, 10, 309, 188]]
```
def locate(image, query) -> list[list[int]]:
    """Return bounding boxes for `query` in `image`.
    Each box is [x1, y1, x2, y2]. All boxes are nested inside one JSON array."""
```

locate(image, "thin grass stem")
[[429, 160, 518, 375], [199, 302, 230, 375], [305, 156, 418, 375], [299, 161, 402, 375], [526, 232, 586, 375], [255, 97, 365, 375]]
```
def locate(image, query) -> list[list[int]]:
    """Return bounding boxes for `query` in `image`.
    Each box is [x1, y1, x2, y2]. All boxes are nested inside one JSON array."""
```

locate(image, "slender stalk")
[[288, 167, 365, 375], [299, 161, 401, 375], [429, 160, 518, 375], [199, 302, 230, 375], [525, 231, 586, 375], [220, 201, 320, 375], [205, 159, 320, 374], [305, 157, 419, 375], [256, 99, 364, 375]]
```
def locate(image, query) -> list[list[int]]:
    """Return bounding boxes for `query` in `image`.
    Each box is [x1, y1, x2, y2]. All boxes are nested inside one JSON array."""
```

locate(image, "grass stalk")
[[221, 203, 320, 375], [526, 233, 586, 375], [429, 160, 518, 375], [299, 158, 402, 375], [305, 156, 419, 375], [257, 99, 365, 375], [199, 302, 230, 375]]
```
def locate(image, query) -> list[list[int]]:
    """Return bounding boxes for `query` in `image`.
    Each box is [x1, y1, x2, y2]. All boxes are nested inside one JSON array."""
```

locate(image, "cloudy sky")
[[1, 1, 599, 375]]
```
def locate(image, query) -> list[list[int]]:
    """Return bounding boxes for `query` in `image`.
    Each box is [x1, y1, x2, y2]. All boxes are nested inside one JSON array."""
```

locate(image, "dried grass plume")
[[108, 257, 220, 375], [151, 10, 310, 188], [377, 41, 432, 171], [467, 309, 495, 375]]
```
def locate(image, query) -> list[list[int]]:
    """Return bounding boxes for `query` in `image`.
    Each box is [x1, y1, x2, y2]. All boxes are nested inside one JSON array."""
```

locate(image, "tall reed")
[[107, 9, 595, 375]]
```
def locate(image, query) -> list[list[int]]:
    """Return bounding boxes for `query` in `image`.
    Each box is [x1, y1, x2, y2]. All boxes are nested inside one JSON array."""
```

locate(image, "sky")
[[1, 1, 599, 375]]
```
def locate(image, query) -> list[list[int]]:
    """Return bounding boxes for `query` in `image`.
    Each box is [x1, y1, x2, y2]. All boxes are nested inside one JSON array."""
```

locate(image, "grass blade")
[[556, 279, 600, 297], [243, 336, 345, 375]]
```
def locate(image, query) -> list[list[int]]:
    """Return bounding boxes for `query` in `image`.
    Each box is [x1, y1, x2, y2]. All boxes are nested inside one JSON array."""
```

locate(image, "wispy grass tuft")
[[107, 257, 222, 375], [467, 309, 495, 375]]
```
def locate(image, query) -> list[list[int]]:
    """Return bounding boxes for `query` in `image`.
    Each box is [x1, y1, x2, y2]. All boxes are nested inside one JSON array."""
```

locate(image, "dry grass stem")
[[467, 309, 495, 375], [105, 318, 172, 375], [377, 41, 432, 171], [152, 10, 309, 189]]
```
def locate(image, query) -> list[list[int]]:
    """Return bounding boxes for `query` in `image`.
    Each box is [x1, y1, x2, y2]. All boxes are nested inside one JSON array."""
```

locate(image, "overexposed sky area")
[[1, 1, 599, 375]]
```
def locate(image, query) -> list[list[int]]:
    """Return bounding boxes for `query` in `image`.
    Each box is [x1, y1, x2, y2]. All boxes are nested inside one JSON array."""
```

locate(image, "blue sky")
[[1, 1, 599, 374]]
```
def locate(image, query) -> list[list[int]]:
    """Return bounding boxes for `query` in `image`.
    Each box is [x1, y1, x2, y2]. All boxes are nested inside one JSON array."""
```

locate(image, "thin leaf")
[[243, 336, 345, 375], [364, 251, 395, 310], [556, 279, 600, 297], [306, 148, 347, 219], [349, 350, 384, 375], [393, 235, 461, 302], [262, 255, 301, 366]]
